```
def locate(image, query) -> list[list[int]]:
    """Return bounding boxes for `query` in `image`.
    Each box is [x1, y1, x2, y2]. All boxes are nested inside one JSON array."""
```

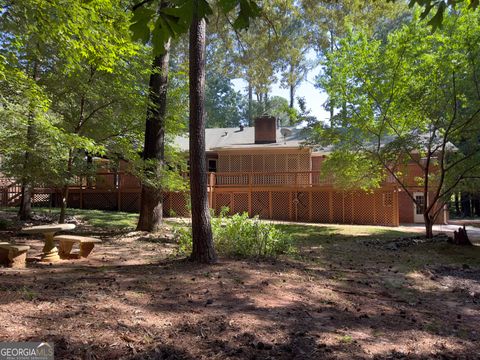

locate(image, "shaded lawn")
[[277, 222, 480, 272], [0, 209, 479, 359], [2, 207, 139, 229]]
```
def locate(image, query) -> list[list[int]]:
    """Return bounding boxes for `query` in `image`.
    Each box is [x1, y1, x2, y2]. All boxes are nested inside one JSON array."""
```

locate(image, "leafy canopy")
[[130, 0, 261, 54]]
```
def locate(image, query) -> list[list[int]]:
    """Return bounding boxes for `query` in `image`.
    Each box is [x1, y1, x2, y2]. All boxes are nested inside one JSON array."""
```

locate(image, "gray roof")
[[174, 126, 310, 152]]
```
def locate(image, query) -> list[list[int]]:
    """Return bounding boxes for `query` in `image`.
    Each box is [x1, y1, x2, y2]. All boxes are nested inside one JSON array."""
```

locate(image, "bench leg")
[[8, 249, 27, 268], [79, 243, 95, 258], [59, 240, 75, 259], [41, 233, 60, 262]]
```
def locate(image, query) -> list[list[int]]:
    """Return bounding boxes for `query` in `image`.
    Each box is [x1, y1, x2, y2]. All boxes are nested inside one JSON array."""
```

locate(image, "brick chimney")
[[254, 116, 276, 144]]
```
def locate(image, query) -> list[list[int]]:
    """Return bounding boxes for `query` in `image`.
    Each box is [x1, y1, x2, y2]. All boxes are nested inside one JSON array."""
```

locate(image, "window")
[[208, 159, 217, 172], [415, 194, 425, 214]]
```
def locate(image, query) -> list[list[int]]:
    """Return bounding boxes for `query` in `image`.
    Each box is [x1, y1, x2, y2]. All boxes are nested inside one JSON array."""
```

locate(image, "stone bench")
[[0, 242, 30, 268], [53, 235, 101, 259]]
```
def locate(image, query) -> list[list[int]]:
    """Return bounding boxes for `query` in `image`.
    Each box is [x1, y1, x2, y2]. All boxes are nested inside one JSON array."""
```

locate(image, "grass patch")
[[275, 223, 417, 247], [3, 207, 139, 229]]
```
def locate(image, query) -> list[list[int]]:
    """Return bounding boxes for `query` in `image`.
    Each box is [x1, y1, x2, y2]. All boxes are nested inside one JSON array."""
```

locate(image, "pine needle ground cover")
[[0, 209, 479, 359]]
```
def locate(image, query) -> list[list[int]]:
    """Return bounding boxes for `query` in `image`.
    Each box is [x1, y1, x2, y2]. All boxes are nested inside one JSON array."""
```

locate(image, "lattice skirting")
[[4, 188, 398, 226], [202, 189, 399, 226]]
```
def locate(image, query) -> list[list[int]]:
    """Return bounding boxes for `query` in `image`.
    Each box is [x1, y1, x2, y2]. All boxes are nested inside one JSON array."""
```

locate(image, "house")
[[165, 115, 444, 226], [0, 116, 448, 226]]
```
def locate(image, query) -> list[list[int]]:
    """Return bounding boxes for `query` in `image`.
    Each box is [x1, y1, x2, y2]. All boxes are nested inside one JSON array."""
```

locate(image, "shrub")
[[174, 208, 293, 258]]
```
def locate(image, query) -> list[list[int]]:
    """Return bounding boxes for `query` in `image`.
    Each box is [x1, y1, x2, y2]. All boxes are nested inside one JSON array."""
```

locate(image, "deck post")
[[248, 173, 252, 216], [208, 173, 215, 209], [79, 176, 83, 209], [394, 188, 399, 226], [117, 173, 122, 211]]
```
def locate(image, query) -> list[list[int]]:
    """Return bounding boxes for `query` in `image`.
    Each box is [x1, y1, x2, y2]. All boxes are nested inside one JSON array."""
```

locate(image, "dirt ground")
[[0, 212, 479, 360]]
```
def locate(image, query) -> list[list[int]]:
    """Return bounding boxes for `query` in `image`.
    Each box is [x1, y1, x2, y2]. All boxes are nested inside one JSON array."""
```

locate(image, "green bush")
[[174, 208, 293, 258]]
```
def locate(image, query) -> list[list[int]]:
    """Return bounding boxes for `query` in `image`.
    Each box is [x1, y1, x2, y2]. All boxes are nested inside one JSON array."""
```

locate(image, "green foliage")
[[205, 69, 246, 127], [130, 0, 261, 55], [308, 7, 480, 234], [175, 209, 293, 257], [251, 96, 298, 126], [1, 0, 189, 193], [320, 151, 384, 191], [397, 0, 480, 30]]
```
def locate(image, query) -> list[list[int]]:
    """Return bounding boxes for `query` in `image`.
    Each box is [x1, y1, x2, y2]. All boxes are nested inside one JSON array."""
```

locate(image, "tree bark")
[[248, 82, 253, 126], [188, 10, 217, 263], [59, 185, 69, 224], [424, 213, 434, 239], [136, 34, 171, 232], [18, 183, 32, 220], [59, 150, 74, 224], [454, 192, 460, 217], [289, 63, 295, 109], [18, 61, 39, 220]]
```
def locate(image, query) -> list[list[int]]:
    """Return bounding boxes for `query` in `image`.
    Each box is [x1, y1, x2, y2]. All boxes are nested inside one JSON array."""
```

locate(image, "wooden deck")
[[0, 171, 400, 226]]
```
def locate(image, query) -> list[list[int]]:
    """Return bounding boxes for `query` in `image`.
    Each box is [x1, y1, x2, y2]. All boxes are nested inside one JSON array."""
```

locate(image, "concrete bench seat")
[[53, 235, 101, 259], [0, 243, 30, 268]]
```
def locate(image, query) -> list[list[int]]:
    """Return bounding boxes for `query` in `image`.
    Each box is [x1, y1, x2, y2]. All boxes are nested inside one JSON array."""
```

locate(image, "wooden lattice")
[[215, 193, 232, 214], [162, 193, 170, 217], [264, 154, 276, 171], [32, 193, 52, 207], [352, 191, 374, 224], [295, 192, 309, 222], [374, 190, 395, 225], [241, 155, 252, 172], [252, 155, 264, 171], [170, 192, 189, 216], [119, 192, 141, 212], [271, 191, 290, 220], [343, 192, 352, 223], [332, 191, 344, 223], [251, 191, 269, 218], [83, 192, 117, 210], [233, 192, 249, 215], [218, 152, 311, 174], [311, 191, 329, 223]]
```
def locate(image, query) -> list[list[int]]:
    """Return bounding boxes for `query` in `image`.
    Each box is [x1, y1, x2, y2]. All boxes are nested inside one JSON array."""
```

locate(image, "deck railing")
[[1, 169, 397, 197], [66, 171, 332, 189], [209, 171, 335, 187]]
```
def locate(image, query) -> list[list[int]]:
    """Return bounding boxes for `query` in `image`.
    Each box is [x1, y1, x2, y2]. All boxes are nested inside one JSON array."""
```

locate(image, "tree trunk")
[[18, 61, 39, 221], [424, 213, 434, 239], [248, 82, 253, 126], [188, 10, 217, 264], [461, 192, 471, 217], [454, 192, 460, 217], [18, 113, 35, 220], [18, 183, 33, 220], [289, 63, 295, 109], [59, 150, 74, 224], [59, 185, 69, 224], [136, 33, 171, 232]]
